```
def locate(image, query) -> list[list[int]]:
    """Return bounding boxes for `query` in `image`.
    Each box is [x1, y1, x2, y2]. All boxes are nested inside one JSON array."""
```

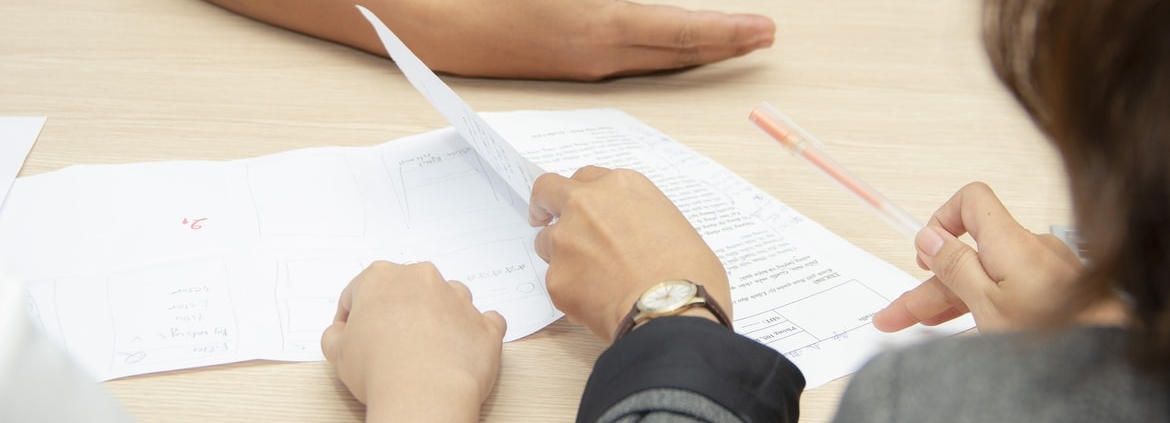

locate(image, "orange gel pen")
[[748, 102, 922, 239]]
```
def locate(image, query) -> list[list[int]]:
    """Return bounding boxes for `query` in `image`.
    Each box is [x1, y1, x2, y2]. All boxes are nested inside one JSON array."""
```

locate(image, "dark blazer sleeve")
[[577, 316, 805, 423]]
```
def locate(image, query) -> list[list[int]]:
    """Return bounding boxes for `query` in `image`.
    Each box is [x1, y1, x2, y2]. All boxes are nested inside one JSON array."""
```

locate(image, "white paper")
[[1, 109, 971, 385], [352, 7, 974, 388], [1, 128, 559, 381], [356, 6, 543, 201], [0, 117, 46, 208], [0, 10, 975, 386], [487, 109, 974, 388]]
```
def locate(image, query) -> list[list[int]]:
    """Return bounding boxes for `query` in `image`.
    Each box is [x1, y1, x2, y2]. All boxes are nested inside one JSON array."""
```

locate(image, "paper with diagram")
[[0, 108, 972, 385], [3, 129, 556, 381], [0, 10, 973, 386]]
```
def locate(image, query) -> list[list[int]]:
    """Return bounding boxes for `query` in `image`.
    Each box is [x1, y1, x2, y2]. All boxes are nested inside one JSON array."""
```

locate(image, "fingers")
[[613, 2, 775, 50], [322, 276, 354, 361], [603, 2, 773, 73], [875, 224, 998, 333], [447, 280, 473, 302], [927, 182, 1022, 246], [570, 165, 612, 181], [915, 182, 1022, 285], [333, 279, 355, 323], [529, 173, 574, 227], [447, 280, 508, 341], [534, 223, 556, 262], [920, 303, 971, 326], [320, 322, 344, 362], [916, 226, 994, 303], [528, 166, 612, 223], [443, 279, 507, 342], [872, 276, 965, 332], [529, 166, 613, 260]]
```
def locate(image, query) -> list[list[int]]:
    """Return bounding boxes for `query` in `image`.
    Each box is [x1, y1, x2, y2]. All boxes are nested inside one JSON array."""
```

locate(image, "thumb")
[[916, 226, 994, 304]]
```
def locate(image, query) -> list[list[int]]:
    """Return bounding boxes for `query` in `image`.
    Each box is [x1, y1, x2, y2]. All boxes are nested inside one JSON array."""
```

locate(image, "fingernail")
[[917, 227, 945, 257]]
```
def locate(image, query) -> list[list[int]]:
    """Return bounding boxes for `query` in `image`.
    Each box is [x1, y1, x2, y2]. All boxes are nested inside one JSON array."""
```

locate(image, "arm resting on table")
[[579, 316, 805, 423]]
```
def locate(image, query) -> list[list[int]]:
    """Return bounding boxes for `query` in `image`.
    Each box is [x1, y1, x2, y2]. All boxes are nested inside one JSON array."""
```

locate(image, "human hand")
[[320, 261, 506, 423], [872, 182, 1123, 333], [204, 0, 775, 81], [528, 166, 730, 342]]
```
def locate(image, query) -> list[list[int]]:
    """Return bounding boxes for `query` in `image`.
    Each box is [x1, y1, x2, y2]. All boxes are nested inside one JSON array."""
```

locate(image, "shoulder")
[[834, 327, 1170, 423]]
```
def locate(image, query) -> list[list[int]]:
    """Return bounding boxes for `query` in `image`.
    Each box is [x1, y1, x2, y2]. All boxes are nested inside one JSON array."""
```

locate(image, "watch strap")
[[611, 282, 733, 342]]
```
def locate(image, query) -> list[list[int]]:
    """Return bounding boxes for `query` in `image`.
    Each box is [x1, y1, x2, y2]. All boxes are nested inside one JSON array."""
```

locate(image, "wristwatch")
[[612, 279, 733, 341]]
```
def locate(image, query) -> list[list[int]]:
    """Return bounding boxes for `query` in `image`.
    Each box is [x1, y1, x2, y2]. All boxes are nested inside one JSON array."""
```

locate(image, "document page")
[[0, 8, 975, 385], [0, 127, 557, 381], [1, 109, 971, 385], [489, 109, 975, 388], [350, 9, 972, 387]]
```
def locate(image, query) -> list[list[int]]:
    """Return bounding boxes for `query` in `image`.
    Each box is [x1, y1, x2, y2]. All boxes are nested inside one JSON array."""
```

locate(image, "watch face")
[[638, 280, 697, 313]]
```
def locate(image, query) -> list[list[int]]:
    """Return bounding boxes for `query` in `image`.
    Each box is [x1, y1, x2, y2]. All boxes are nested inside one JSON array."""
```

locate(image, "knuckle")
[[673, 16, 701, 67], [449, 280, 472, 296], [934, 244, 982, 286], [561, 185, 594, 213], [674, 14, 699, 48], [937, 283, 966, 307], [675, 46, 701, 68], [961, 181, 994, 194], [573, 165, 606, 177], [411, 261, 441, 276], [368, 260, 395, 272], [609, 168, 650, 187], [544, 275, 570, 304], [546, 226, 573, 251]]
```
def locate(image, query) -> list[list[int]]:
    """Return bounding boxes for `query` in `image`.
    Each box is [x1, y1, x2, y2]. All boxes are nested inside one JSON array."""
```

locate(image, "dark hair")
[[982, 0, 1170, 381]]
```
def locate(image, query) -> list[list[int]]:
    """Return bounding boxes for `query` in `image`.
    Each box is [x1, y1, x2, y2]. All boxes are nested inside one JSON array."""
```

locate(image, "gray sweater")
[[834, 326, 1170, 423]]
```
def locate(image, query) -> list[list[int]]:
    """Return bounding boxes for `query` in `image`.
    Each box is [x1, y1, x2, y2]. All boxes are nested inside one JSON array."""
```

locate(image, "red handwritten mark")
[[181, 218, 208, 230]]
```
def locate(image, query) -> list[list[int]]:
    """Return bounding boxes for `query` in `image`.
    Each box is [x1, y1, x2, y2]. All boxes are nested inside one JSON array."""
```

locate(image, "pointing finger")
[[872, 275, 965, 332]]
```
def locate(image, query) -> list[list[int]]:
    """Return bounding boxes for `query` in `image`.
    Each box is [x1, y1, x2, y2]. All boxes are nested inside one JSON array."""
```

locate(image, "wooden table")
[[1, 0, 1068, 421]]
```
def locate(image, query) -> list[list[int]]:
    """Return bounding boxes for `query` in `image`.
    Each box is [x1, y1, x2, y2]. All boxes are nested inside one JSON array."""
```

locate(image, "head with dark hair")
[[982, 0, 1170, 380]]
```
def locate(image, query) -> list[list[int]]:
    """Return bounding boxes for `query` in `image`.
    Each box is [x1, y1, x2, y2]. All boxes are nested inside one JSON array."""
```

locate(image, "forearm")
[[202, 0, 387, 57], [580, 317, 805, 423]]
